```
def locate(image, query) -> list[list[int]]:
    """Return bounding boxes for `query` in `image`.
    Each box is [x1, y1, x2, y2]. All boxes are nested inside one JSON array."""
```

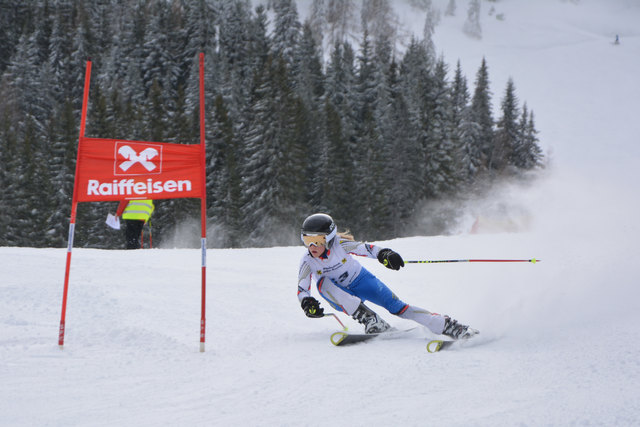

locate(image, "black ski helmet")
[[301, 213, 337, 246]]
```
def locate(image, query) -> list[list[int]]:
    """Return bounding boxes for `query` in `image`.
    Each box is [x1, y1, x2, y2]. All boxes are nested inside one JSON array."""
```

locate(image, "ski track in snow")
[[2, 1, 640, 425]]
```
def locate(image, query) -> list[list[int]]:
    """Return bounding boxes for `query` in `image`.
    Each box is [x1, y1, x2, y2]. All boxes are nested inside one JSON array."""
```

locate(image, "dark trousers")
[[124, 219, 145, 249]]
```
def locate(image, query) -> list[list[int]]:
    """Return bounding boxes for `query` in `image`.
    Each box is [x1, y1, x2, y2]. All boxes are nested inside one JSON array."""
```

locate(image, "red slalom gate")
[[58, 54, 209, 352]]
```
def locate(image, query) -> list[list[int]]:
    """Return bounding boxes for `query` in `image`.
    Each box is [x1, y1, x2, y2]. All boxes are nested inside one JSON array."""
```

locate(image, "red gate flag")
[[76, 137, 203, 202]]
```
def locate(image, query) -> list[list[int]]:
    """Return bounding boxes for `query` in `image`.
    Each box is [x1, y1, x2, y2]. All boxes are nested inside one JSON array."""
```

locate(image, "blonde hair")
[[338, 230, 354, 241]]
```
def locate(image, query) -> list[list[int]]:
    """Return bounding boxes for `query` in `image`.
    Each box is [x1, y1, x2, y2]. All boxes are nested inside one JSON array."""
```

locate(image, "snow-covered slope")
[[1, 1, 639, 425]]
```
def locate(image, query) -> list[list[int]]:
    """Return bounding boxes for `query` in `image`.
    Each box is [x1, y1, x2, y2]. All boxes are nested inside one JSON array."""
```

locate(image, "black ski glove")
[[301, 296, 324, 318], [377, 248, 405, 270]]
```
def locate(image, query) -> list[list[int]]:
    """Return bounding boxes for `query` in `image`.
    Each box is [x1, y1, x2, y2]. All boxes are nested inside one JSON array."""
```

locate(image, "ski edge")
[[330, 327, 418, 346]]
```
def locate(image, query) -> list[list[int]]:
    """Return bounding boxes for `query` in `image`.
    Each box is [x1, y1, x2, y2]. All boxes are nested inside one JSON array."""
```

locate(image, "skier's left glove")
[[301, 296, 324, 318], [377, 248, 405, 270]]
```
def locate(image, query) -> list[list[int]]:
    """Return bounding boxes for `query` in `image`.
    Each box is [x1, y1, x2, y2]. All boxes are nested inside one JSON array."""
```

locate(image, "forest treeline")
[[0, 0, 543, 248]]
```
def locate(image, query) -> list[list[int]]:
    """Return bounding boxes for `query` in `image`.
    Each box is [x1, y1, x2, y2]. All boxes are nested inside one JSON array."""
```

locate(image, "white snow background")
[[1, 0, 639, 425]]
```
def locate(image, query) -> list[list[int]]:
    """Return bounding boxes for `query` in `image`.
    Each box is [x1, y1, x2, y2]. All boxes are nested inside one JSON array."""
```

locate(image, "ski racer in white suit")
[[297, 213, 478, 338]]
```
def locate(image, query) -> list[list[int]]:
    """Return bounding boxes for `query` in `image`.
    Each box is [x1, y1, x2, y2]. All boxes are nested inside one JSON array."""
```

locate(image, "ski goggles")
[[301, 234, 327, 247]]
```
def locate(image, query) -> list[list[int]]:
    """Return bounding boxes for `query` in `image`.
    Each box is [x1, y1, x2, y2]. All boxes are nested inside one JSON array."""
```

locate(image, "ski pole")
[[324, 313, 348, 331], [406, 258, 540, 264]]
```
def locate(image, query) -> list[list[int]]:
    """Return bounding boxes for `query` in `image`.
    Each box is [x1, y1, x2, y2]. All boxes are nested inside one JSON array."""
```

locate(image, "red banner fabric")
[[75, 137, 203, 202]]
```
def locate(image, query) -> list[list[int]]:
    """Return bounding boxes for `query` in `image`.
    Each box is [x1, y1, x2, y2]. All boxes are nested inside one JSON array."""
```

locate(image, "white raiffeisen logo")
[[85, 141, 193, 197], [118, 145, 159, 172], [114, 141, 163, 175]]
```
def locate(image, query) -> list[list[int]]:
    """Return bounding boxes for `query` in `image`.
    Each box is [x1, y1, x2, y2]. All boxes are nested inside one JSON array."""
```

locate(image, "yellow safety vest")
[[122, 200, 154, 223]]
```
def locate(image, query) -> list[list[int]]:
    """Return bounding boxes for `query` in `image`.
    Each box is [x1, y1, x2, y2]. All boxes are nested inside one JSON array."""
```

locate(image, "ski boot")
[[442, 315, 479, 340], [352, 303, 391, 334]]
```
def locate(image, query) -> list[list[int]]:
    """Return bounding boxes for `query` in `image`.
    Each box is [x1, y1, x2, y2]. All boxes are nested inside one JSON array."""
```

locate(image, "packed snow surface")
[[2, 1, 639, 425]]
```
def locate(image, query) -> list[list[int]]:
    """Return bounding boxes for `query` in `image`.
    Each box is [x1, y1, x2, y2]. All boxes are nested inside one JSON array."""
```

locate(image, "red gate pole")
[[198, 53, 207, 352], [59, 60, 92, 348]]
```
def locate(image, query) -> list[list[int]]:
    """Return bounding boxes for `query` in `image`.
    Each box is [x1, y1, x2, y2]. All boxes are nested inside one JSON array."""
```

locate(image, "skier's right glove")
[[301, 296, 324, 318], [377, 248, 405, 270]]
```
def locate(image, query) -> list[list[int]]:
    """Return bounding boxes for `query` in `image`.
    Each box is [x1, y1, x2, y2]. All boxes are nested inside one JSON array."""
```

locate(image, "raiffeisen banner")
[[75, 137, 203, 202]]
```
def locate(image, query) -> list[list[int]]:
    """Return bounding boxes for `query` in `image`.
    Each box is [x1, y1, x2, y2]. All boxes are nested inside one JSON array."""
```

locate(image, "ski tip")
[[330, 331, 348, 346], [426, 340, 445, 353], [426, 339, 458, 353]]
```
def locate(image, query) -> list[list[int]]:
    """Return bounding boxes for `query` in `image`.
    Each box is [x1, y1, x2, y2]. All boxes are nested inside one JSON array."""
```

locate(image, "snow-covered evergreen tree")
[[450, 61, 481, 182], [46, 99, 77, 247], [207, 95, 242, 247], [323, 41, 358, 225], [423, 58, 459, 197], [470, 57, 494, 173], [398, 37, 432, 200], [463, 0, 482, 39], [326, 0, 357, 46], [0, 0, 32, 74], [513, 105, 543, 170], [295, 21, 326, 212], [361, 0, 398, 48], [445, 0, 456, 17], [241, 55, 308, 246], [422, 1, 438, 62], [309, 0, 327, 55], [351, 27, 387, 237], [384, 59, 422, 236], [270, 0, 301, 70], [493, 78, 520, 171]]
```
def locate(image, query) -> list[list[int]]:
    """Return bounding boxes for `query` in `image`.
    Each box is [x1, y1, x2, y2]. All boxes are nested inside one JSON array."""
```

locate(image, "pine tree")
[[309, 0, 327, 55], [0, 0, 32, 74], [326, 0, 357, 46], [367, 31, 397, 238], [423, 58, 459, 197], [513, 105, 543, 170], [1, 21, 57, 246], [323, 41, 358, 225], [295, 21, 326, 211], [383, 59, 422, 236], [217, 0, 254, 119], [46, 99, 77, 247], [524, 111, 543, 169], [207, 95, 242, 247], [361, 0, 397, 47], [0, 87, 20, 245], [270, 0, 301, 71], [470, 57, 494, 173], [48, 3, 73, 105], [398, 37, 432, 200], [183, 0, 216, 114], [248, 4, 270, 73], [450, 61, 481, 182], [295, 22, 325, 108], [445, 0, 456, 17], [322, 100, 354, 224], [493, 78, 520, 172], [463, 0, 482, 39], [352, 27, 386, 237], [422, 0, 438, 61], [241, 56, 308, 246]]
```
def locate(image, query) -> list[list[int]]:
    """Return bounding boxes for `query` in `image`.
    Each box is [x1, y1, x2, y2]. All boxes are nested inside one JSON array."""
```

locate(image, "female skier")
[[297, 213, 478, 339]]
